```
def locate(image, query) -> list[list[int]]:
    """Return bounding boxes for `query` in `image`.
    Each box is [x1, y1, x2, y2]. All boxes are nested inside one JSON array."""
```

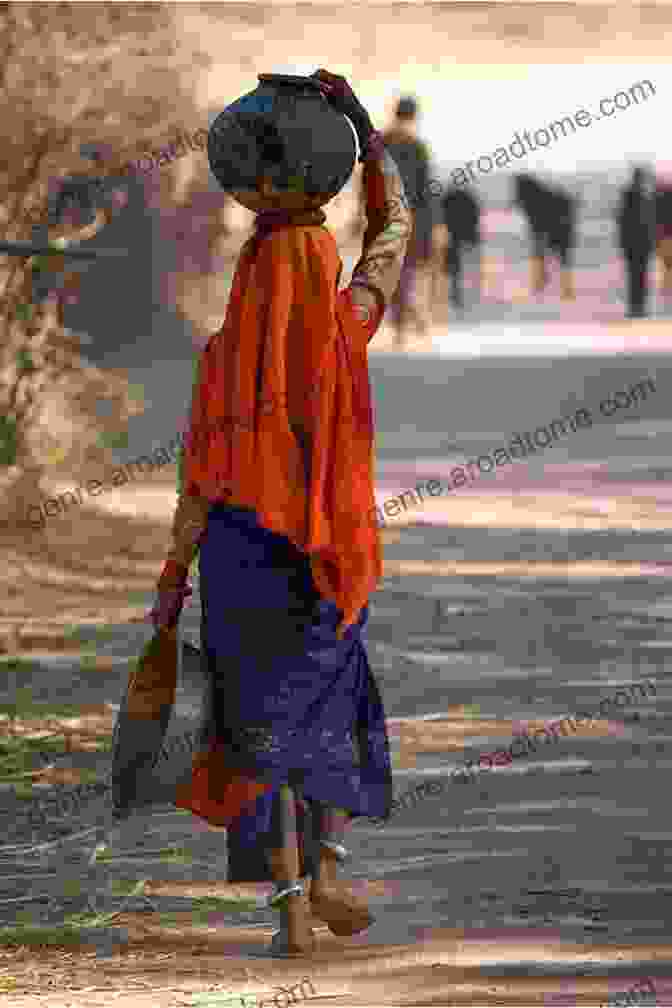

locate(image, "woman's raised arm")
[[348, 141, 413, 329], [310, 68, 412, 333]]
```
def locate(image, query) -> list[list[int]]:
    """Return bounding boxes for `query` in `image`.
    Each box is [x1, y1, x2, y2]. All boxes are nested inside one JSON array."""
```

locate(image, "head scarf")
[[182, 209, 381, 635]]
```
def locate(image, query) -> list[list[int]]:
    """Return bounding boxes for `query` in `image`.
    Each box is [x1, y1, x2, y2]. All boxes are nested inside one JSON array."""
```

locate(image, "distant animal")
[[512, 173, 576, 299]]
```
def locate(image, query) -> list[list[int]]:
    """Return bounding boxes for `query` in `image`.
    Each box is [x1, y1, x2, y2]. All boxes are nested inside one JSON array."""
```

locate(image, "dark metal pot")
[[207, 73, 357, 207]]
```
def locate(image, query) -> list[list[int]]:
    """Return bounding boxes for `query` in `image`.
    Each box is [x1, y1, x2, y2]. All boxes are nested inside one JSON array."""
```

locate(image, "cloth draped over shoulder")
[[181, 209, 382, 635]]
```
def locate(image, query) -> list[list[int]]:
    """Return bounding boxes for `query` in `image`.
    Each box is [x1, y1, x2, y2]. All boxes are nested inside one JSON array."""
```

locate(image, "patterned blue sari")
[[198, 503, 392, 880]]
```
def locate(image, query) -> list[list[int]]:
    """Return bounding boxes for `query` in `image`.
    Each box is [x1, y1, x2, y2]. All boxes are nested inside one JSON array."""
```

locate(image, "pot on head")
[[207, 73, 358, 212]]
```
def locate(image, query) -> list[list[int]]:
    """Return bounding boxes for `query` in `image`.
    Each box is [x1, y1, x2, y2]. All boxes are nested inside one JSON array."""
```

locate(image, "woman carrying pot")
[[149, 68, 411, 956]]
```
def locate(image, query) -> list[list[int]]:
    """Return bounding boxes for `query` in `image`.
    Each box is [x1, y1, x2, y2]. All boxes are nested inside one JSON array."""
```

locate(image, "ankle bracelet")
[[268, 882, 304, 907], [321, 840, 349, 862]]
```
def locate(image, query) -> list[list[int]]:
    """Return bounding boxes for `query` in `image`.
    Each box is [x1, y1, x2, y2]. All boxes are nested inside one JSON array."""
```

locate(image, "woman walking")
[[149, 69, 411, 956]]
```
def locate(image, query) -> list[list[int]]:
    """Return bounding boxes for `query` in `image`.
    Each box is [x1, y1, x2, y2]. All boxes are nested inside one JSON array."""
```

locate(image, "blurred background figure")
[[512, 173, 576, 302], [380, 95, 437, 346], [440, 183, 482, 312], [655, 167, 672, 298], [616, 165, 656, 319]]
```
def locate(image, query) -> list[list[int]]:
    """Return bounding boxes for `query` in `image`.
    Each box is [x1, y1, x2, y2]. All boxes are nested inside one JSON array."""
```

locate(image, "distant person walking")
[[441, 184, 482, 311], [513, 174, 576, 302], [616, 166, 655, 318], [380, 96, 437, 346]]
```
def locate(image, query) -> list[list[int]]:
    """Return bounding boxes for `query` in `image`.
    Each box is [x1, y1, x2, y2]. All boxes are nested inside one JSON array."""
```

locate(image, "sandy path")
[[2, 460, 669, 1004], [2, 926, 670, 1006], [4, 455, 671, 651]]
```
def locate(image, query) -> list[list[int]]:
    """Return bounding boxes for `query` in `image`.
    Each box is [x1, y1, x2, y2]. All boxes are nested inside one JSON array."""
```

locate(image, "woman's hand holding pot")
[[311, 69, 378, 162]]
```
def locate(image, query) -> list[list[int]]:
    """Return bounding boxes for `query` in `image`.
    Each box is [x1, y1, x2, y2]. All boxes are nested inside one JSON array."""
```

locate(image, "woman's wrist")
[[158, 555, 189, 591]]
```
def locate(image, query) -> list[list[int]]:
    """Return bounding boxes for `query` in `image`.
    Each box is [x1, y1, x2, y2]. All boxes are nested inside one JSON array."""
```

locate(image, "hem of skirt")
[[174, 758, 273, 828], [297, 772, 392, 823]]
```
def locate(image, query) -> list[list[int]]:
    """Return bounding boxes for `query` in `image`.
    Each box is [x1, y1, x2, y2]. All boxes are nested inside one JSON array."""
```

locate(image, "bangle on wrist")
[[158, 557, 189, 588], [360, 130, 385, 162]]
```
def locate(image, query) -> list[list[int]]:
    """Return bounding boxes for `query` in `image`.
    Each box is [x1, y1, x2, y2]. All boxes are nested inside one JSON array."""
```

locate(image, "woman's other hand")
[[148, 558, 193, 631], [311, 69, 359, 105]]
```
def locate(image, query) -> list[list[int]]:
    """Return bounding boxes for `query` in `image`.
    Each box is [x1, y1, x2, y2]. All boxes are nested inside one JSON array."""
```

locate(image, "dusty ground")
[[2, 464, 667, 1005], [0, 462, 184, 656], [3, 2, 671, 997], [3, 918, 670, 1006]]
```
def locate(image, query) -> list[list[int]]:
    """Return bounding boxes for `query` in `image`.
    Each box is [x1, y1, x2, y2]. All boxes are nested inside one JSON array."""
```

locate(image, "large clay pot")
[[207, 73, 357, 210]]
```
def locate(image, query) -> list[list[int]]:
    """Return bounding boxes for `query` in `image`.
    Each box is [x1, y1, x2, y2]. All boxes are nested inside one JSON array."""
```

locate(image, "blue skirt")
[[198, 504, 392, 861]]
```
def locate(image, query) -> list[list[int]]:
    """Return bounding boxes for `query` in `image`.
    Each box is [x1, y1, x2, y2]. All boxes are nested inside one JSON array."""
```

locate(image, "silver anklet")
[[321, 840, 349, 862], [268, 882, 304, 907]]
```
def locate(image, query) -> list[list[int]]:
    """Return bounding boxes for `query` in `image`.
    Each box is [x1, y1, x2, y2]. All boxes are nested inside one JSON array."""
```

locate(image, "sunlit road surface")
[[11, 291, 672, 1000], [373, 458, 672, 538], [28, 429, 672, 1003], [385, 558, 672, 578], [427, 318, 672, 358]]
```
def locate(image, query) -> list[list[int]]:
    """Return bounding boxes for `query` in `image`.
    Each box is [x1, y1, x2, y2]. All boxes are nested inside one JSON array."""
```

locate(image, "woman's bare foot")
[[310, 848, 375, 936], [310, 882, 375, 936]]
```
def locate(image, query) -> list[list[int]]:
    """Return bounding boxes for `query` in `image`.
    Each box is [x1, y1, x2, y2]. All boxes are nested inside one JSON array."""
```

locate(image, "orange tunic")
[[182, 219, 382, 636], [163, 148, 412, 632]]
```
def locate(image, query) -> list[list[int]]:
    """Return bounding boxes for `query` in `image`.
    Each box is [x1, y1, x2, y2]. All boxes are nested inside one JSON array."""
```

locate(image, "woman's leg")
[[265, 783, 315, 954], [308, 800, 375, 936]]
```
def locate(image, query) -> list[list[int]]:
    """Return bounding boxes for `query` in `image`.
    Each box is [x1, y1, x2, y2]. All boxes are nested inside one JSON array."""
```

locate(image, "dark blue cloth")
[[198, 503, 392, 850]]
